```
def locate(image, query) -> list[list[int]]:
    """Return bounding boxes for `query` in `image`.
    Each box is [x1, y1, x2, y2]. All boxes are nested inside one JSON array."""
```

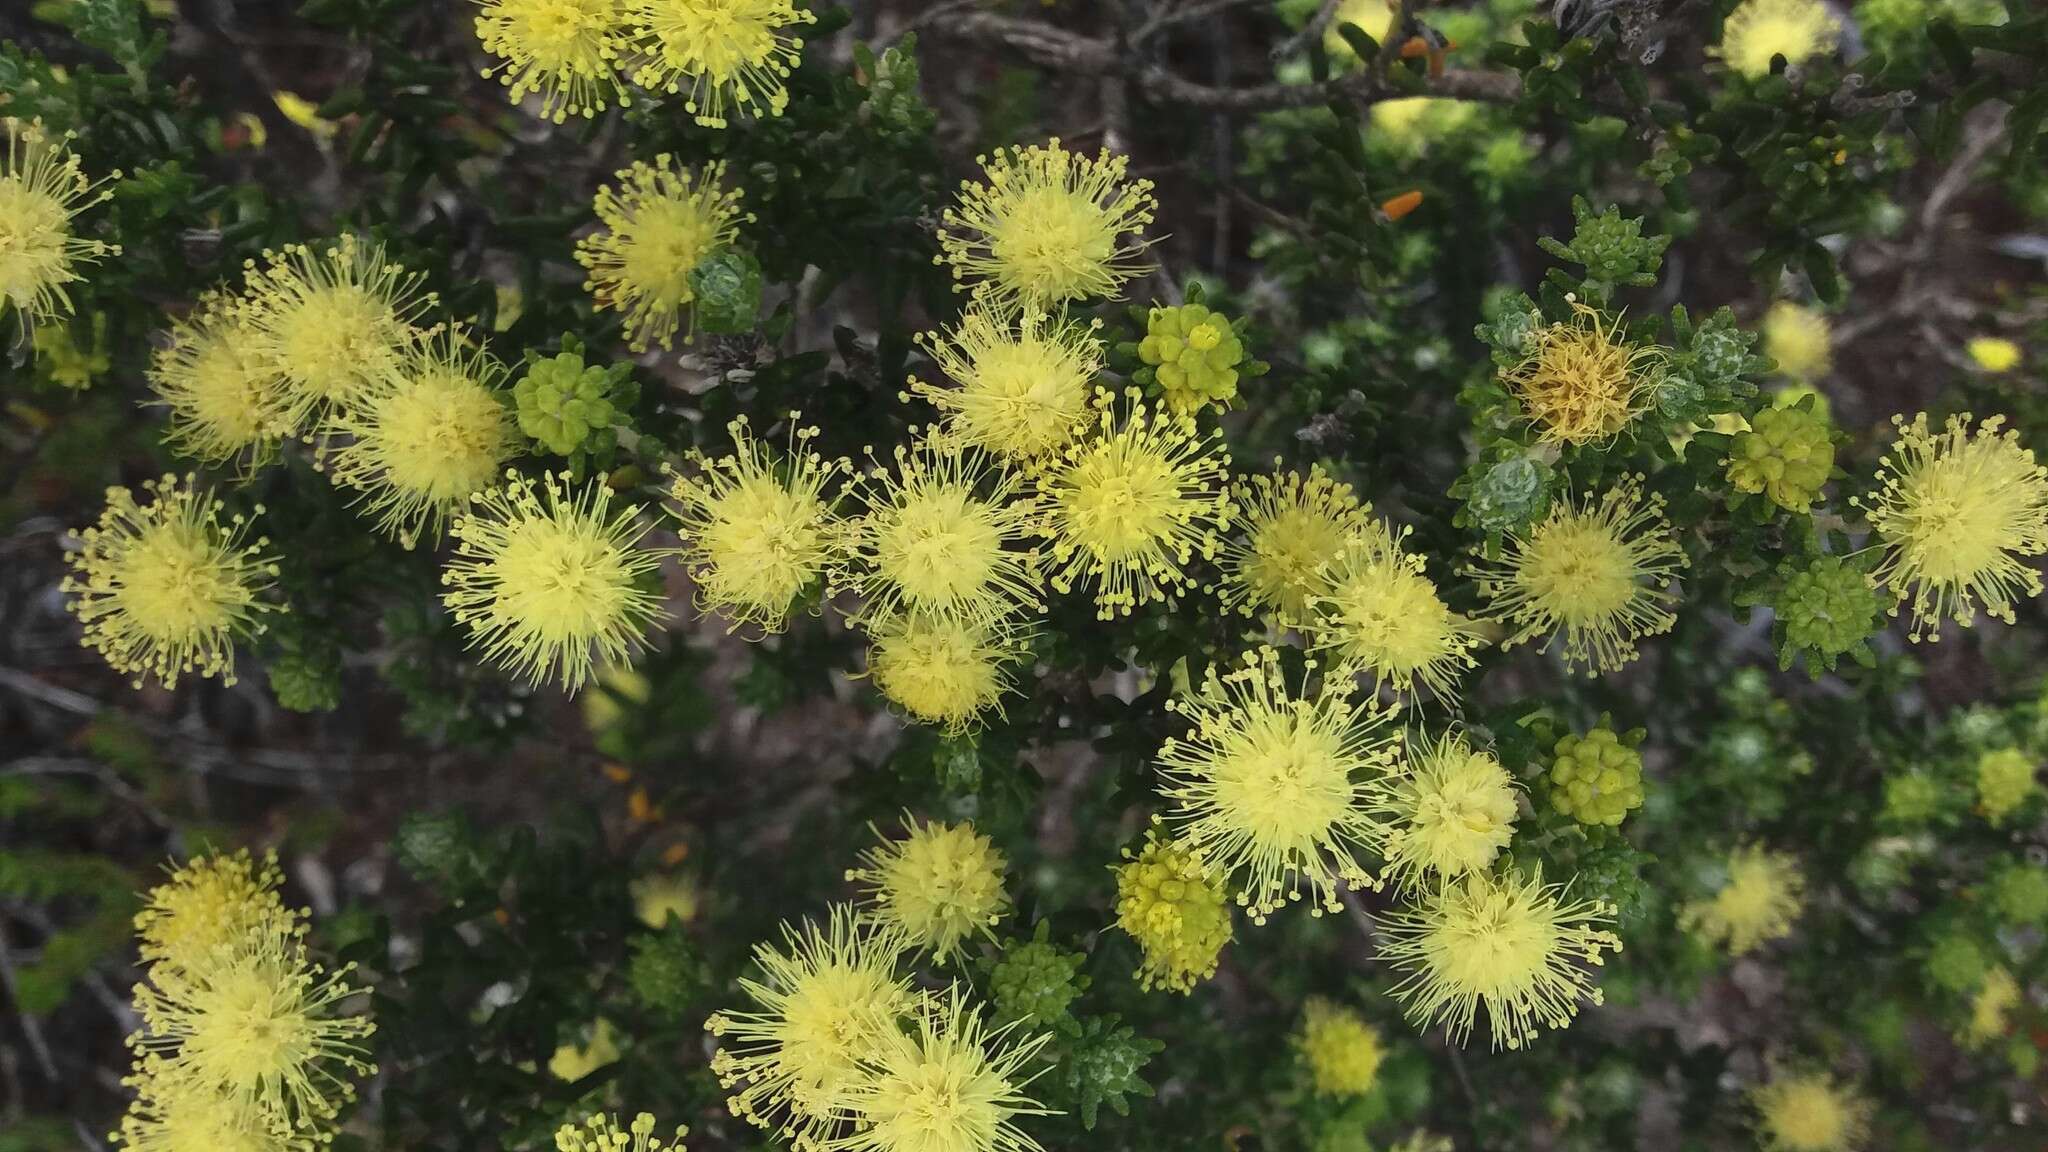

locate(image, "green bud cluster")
[[1988, 863, 2048, 927], [1538, 197, 1669, 290], [1549, 722, 1646, 827], [629, 929, 709, 1021], [990, 923, 1088, 1033], [1772, 555, 1881, 673], [1925, 931, 1988, 995], [1880, 772, 1944, 827], [1138, 303, 1245, 410], [515, 350, 623, 457], [1726, 401, 1834, 512], [1466, 454, 1551, 534]]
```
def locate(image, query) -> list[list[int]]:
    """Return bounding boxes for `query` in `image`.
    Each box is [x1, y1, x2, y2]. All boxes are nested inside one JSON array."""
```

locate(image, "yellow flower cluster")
[[114, 850, 375, 1150], [1112, 826, 1232, 993], [1, 118, 119, 332], [1294, 998, 1385, 1098], [1680, 844, 1804, 956], [1749, 1069, 1869, 1152], [847, 815, 1011, 965], [576, 155, 751, 350]]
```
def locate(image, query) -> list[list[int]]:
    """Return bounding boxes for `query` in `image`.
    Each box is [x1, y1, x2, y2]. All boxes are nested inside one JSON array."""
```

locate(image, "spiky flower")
[[704, 906, 916, 1147], [241, 236, 434, 428], [1470, 476, 1687, 676], [1294, 998, 1383, 1098], [128, 915, 375, 1136], [441, 470, 668, 693], [1112, 826, 1232, 994], [1679, 845, 1804, 956], [627, 0, 815, 128], [474, 0, 631, 123], [1158, 647, 1398, 923], [937, 139, 1157, 307], [1219, 465, 1371, 626], [668, 414, 847, 634], [555, 1111, 687, 1152], [1038, 391, 1233, 618], [1857, 413, 2048, 641], [1374, 732, 1518, 890], [848, 815, 1010, 964], [575, 156, 748, 350], [839, 439, 1044, 626], [134, 851, 289, 974], [1377, 866, 1622, 1049], [1500, 306, 1657, 447], [149, 292, 292, 469], [1305, 519, 1485, 699], [327, 334, 521, 547], [866, 610, 1025, 735], [1138, 302, 1245, 413], [837, 984, 1052, 1152], [2, 118, 118, 330], [1760, 300, 1832, 378], [113, 1075, 304, 1152], [909, 301, 1103, 465], [62, 475, 282, 690], [1975, 747, 2038, 826], [1750, 1071, 1870, 1152], [1718, 0, 1843, 78]]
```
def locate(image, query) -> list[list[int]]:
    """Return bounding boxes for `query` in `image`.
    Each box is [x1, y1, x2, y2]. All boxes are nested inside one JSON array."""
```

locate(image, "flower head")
[[1471, 476, 1686, 676], [1378, 866, 1622, 1049], [327, 333, 521, 547], [1219, 464, 1370, 626], [149, 292, 293, 470], [1975, 746, 2038, 826], [1761, 300, 1832, 379], [668, 414, 847, 634], [627, 0, 816, 128], [2, 118, 118, 330], [937, 139, 1157, 307], [1750, 1071, 1870, 1152], [1679, 844, 1803, 956], [840, 438, 1044, 626], [1158, 647, 1398, 923], [848, 815, 1010, 964], [1324, 0, 1396, 60], [474, 0, 631, 122], [909, 301, 1103, 465], [114, 1075, 303, 1152], [555, 1112, 687, 1152], [576, 156, 748, 350], [134, 851, 289, 974], [837, 984, 1051, 1152], [1305, 519, 1485, 699], [1037, 391, 1233, 618], [632, 871, 701, 927], [242, 236, 434, 428], [866, 609, 1026, 735], [1294, 998, 1383, 1098], [1726, 401, 1835, 513], [705, 906, 915, 1146], [1545, 723, 1645, 828], [1501, 306, 1656, 447], [1112, 824, 1232, 994], [441, 470, 668, 693], [1968, 336, 2022, 374], [1858, 413, 2048, 641], [549, 1018, 623, 1082], [1374, 732, 1518, 890], [62, 475, 282, 690], [1718, 0, 1843, 78], [1964, 966, 2021, 1049], [1138, 302, 1245, 413]]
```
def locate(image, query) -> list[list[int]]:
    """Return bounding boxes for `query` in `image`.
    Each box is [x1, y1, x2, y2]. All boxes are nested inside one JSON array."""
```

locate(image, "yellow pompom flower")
[[668, 413, 848, 634], [1964, 966, 2021, 1048], [848, 814, 1010, 964], [556, 1111, 688, 1152], [128, 915, 375, 1136], [474, 0, 630, 123], [62, 474, 282, 690], [1750, 1071, 1870, 1152], [1761, 300, 1832, 379], [1378, 866, 1622, 1050], [1037, 391, 1234, 619], [114, 1075, 303, 1152], [837, 984, 1051, 1152], [840, 439, 1044, 626], [909, 301, 1104, 465], [1294, 997, 1384, 1098], [1501, 306, 1657, 447], [1857, 413, 2048, 641], [937, 139, 1158, 307], [442, 470, 669, 694], [149, 292, 292, 470], [1470, 476, 1687, 676], [1968, 336, 2022, 374], [628, 0, 815, 128], [1975, 746, 2038, 826], [134, 850, 289, 974], [1158, 647, 1399, 924], [1305, 519, 1485, 699], [1374, 732, 1519, 890], [705, 905, 916, 1146], [1679, 844, 1804, 956], [1371, 97, 1479, 153], [1218, 464, 1371, 626], [2, 118, 119, 330], [1324, 0, 1396, 60], [549, 1018, 623, 1082], [242, 235, 434, 428], [866, 609, 1026, 735], [327, 333, 522, 547], [575, 156, 748, 351], [1718, 0, 1843, 78], [1112, 825, 1232, 994]]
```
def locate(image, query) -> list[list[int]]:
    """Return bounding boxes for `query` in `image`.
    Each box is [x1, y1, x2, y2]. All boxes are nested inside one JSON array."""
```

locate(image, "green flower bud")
[[990, 923, 1087, 1033], [1466, 454, 1550, 534], [1549, 721, 1646, 827], [1988, 863, 2048, 927], [1139, 303, 1244, 411], [1925, 931, 1987, 995], [628, 928, 709, 1021], [1773, 555, 1881, 672], [515, 350, 620, 457], [1880, 772, 1943, 827], [1726, 403, 1834, 512]]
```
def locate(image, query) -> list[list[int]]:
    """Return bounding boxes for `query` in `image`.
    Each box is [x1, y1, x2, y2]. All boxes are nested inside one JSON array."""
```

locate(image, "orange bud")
[[1381, 190, 1424, 220], [601, 763, 633, 783], [661, 842, 691, 866]]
